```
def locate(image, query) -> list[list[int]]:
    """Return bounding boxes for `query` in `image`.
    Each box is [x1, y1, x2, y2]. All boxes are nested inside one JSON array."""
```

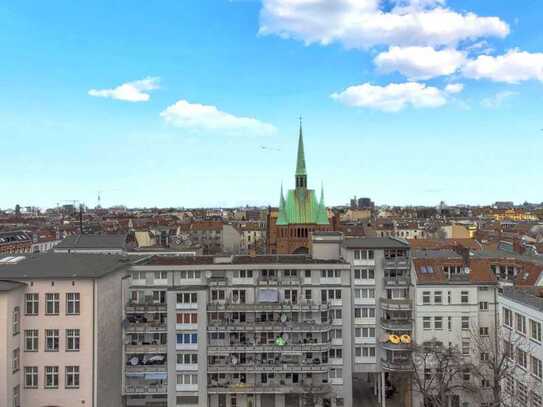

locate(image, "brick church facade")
[[266, 124, 334, 254]]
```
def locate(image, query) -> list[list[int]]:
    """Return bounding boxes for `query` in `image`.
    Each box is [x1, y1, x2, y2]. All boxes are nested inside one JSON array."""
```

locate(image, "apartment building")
[[499, 287, 543, 407], [412, 250, 498, 407], [122, 250, 354, 407], [0, 253, 131, 407]]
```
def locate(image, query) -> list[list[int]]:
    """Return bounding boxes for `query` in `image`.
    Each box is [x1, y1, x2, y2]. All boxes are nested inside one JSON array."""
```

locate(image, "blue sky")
[[1, 0, 542, 209]]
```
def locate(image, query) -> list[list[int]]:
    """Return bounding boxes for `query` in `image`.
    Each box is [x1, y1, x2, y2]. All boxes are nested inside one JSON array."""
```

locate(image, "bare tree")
[[411, 340, 477, 407], [468, 323, 536, 407]]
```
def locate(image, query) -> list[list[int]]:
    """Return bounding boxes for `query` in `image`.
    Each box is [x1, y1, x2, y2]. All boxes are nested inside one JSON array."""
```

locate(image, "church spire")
[[295, 117, 307, 189], [317, 182, 329, 225]]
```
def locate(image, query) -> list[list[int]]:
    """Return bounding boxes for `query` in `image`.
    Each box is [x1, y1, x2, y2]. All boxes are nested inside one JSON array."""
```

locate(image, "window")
[[66, 293, 80, 315], [24, 367, 38, 388], [479, 327, 489, 336], [45, 366, 59, 388], [25, 293, 38, 315], [12, 307, 20, 335], [504, 340, 513, 359], [434, 317, 443, 330], [45, 293, 60, 315], [177, 313, 198, 324], [361, 346, 376, 357], [12, 348, 20, 372], [503, 308, 513, 327], [45, 329, 59, 352], [479, 301, 488, 311], [211, 289, 225, 301], [447, 291, 451, 304], [531, 391, 542, 407], [423, 317, 431, 330], [434, 291, 442, 304], [65, 366, 80, 388], [462, 368, 470, 381], [177, 353, 198, 364], [329, 368, 343, 379], [12, 385, 20, 407], [177, 374, 198, 385], [154, 271, 167, 281], [24, 330, 38, 352], [462, 341, 470, 355], [530, 319, 542, 342], [423, 291, 430, 304], [177, 292, 198, 304], [480, 352, 489, 361], [66, 329, 80, 351], [516, 313, 527, 335], [517, 348, 527, 369], [461, 291, 469, 304], [177, 333, 198, 344], [531, 355, 542, 380], [518, 381, 528, 407], [448, 316, 452, 331], [329, 348, 343, 359], [305, 290, 312, 300], [305, 270, 311, 278], [461, 316, 470, 330]]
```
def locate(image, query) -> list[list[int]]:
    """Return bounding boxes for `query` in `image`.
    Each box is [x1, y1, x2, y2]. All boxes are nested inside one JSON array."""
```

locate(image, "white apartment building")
[[499, 286, 543, 407], [412, 251, 498, 407], [0, 253, 130, 407]]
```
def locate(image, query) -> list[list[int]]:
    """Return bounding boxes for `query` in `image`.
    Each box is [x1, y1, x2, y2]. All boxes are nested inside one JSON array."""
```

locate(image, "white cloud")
[[445, 83, 464, 94], [331, 82, 448, 112], [88, 77, 160, 102], [374, 46, 465, 80], [259, 0, 509, 48], [463, 49, 543, 83], [481, 91, 518, 108], [160, 100, 276, 135]]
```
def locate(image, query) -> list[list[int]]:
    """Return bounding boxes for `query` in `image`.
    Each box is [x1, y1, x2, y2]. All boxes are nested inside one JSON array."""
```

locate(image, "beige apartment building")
[[0, 253, 131, 407]]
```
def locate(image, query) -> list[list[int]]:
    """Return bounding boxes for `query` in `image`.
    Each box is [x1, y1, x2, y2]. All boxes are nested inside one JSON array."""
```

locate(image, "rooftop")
[[143, 254, 346, 266], [501, 286, 543, 313], [0, 280, 26, 292], [412, 249, 463, 259], [0, 253, 134, 279], [55, 234, 127, 250], [343, 237, 409, 249]]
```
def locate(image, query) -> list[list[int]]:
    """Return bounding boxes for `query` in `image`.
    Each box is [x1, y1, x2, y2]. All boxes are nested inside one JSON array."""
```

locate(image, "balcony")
[[380, 298, 412, 311], [207, 301, 330, 312], [125, 344, 167, 353], [380, 318, 412, 331], [207, 383, 332, 394], [124, 383, 167, 394], [126, 365, 167, 373], [207, 342, 331, 354], [207, 363, 328, 374], [126, 301, 166, 313], [125, 322, 167, 333], [208, 321, 332, 333], [380, 358, 413, 372], [381, 342, 413, 351], [384, 258, 410, 269], [382, 277, 410, 286]]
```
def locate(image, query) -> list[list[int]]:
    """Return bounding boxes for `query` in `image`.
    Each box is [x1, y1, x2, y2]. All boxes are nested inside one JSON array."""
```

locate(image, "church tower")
[[267, 121, 333, 254]]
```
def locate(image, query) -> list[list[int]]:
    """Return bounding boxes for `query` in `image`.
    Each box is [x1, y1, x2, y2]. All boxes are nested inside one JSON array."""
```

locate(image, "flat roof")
[[143, 255, 346, 266], [55, 234, 127, 250], [0, 253, 134, 279], [343, 237, 409, 249]]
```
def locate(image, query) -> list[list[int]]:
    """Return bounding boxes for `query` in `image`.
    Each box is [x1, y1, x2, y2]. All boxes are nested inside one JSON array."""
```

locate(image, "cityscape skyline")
[[2, 1, 543, 208]]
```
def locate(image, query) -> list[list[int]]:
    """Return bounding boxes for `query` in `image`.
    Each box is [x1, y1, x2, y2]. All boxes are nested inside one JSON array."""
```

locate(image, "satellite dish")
[[280, 314, 287, 323], [206, 271, 213, 279], [231, 356, 238, 365]]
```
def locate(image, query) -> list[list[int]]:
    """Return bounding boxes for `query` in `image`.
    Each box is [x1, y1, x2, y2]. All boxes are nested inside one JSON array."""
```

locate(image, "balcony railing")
[[125, 365, 167, 373], [207, 383, 332, 394], [380, 298, 412, 311], [126, 301, 167, 313], [382, 277, 410, 286], [125, 344, 167, 353], [380, 358, 413, 372], [384, 258, 410, 269], [125, 322, 167, 333], [124, 384, 167, 394], [207, 301, 330, 312], [381, 342, 414, 351], [207, 363, 328, 373], [208, 321, 332, 333], [380, 318, 413, 331], [208, 343, 331, 354]]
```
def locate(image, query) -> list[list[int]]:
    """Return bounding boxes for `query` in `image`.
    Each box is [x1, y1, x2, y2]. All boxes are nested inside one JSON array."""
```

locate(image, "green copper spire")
[[295, 118, 307, 176]]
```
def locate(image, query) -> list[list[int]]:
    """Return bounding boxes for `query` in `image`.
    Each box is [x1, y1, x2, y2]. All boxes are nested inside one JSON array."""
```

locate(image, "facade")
[[266, 125, 333, 255], [499, 287, 543, 407], [0, 230, 33, 254], [123, 250, 355, 407], [0, 253, 130, 407]]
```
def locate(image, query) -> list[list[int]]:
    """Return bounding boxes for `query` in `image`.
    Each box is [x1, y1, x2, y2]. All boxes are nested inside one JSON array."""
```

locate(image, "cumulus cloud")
[[481, 91, 518, 108], [375, 46, 465, 80], [88, 77, 160, 102], [445, 83, 464, 94], [259, 0, 509, 48], [331, 82, 449, 112], [463, 49, 543, 83], [160, 100, 276, 135]]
